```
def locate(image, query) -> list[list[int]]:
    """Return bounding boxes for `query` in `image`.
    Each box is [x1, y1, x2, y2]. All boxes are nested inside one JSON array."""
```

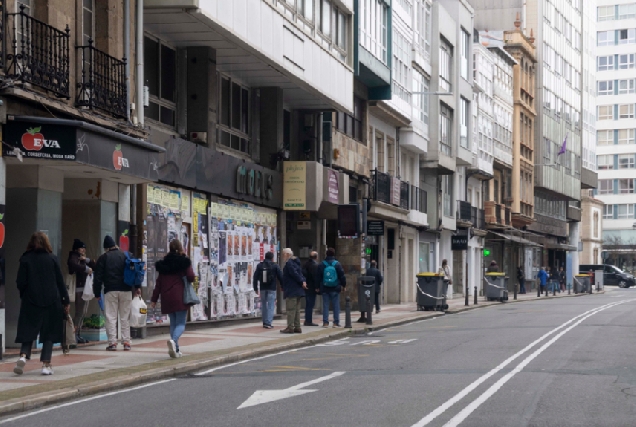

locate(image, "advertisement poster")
[[283, 161, 306, 210]]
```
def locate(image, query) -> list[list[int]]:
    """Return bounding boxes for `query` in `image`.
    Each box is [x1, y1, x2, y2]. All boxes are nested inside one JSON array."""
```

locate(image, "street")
[[2, 290, 636, 427]]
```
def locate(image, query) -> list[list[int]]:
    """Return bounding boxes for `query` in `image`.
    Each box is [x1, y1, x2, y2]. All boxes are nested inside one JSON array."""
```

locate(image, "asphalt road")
[[3, 289, 636, 427]]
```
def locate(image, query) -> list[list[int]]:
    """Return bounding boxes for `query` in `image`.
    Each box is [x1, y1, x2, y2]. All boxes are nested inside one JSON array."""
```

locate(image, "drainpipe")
[[136, 0, 144, 127], [130, 184, 138, 257], [124, 0, 131, 121]]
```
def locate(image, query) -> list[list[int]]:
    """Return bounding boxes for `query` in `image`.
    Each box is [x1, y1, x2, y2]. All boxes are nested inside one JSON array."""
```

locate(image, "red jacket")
[[151, 253, 195, 314]]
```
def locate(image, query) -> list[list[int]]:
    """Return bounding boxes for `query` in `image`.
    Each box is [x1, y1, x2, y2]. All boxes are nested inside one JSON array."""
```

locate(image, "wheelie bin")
[[416, 273, 448, 311], [485, 273, 509, 302]]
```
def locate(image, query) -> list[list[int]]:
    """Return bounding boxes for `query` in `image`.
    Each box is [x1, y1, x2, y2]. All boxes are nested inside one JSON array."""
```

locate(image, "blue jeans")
[[305, 291, 316, 324], [261, 290, 276, 326], [168, 310, 188, 351], [322, 292, 340, 325]]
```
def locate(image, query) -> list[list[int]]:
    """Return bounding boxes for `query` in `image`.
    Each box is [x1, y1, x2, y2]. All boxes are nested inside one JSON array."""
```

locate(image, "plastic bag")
[[130, 296, 148, 328], [82, 275, 95, 301], [65, 274, 76, 302]]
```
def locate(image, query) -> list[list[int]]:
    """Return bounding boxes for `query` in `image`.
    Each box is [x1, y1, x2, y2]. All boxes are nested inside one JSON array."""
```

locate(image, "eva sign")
[[3, 122, 76, 160], [112, 144, 129, 170]]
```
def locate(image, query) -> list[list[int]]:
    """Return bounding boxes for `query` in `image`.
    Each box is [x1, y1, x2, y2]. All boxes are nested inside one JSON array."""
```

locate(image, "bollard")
[[514, 283, 518, 300], [345, 297, 352, 329], [553, 282, 556, 296], [366, 295, 373, 325], [589, 283, 593, 294], [537, 284, 540, 297], [474, 286, 478, 305], [465, 283, 469, 306]]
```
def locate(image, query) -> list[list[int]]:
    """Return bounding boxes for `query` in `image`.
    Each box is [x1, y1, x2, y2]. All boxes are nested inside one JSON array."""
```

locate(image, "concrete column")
[[186, 47, 218, 146], [567, 222, 580, 289], [258, 87, 284, 170]]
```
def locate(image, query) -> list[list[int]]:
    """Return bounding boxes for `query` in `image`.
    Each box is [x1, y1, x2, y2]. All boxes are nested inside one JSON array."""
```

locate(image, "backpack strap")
[[125, 251, 131, 261]]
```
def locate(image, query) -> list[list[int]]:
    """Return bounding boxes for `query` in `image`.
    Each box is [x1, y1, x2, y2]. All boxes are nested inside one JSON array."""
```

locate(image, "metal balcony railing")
[[471, 207, 485, 230], [495, 203, 502, 224], [76, 39, 127, 118], [371, 169, 391, 205], [505, 206, 512, 226], [410, 186, 427, 213], [6, 5, 70, 99], [457, 200, 472, 222], [399, 181, 410, 210]]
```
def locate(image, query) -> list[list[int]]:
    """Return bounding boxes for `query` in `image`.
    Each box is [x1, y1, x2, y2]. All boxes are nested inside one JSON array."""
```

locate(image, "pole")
[[514, 282, 518, 300], [366, 294, 372, 326], [553, 281, 556, 296], [537, 282, 540, 297], [474, 286, 478, 305], [344, 297, 352, 328]]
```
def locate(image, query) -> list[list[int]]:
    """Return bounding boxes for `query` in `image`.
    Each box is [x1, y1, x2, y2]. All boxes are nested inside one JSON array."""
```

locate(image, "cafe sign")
[[283, 161, 307, 210]]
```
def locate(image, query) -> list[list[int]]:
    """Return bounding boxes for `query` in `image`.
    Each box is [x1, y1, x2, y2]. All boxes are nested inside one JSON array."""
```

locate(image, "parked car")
[[579, 264, 635, 288]]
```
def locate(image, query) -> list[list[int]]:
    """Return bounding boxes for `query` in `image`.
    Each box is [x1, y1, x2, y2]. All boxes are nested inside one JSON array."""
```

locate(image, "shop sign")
[[367, 220, 385, 236], [451, 235, 469, 251], [391, 177, 400, 206], [3, 122, 76, 160], [236, 166, 274, 201], [283, 161, 307, 210], [327, 169, 339, 203]]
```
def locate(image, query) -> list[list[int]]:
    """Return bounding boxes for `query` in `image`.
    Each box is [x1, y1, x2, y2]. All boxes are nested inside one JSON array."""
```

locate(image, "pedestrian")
[[438, 259, 452, 286], [549, 267, 560, 293], [318, 248, 347, 328], [67, 238, 96, 343], [589, 269, 595, 292], [150, 239, 195, 358], [559, 266, 566, 292], [537, 267, 548, 294], [302, 251, 320, 326], [487, 261, 499, 272], [93, 235, 141, 351], [517, 266, 526, 294], [367, 260, 384, 314], [280, 248, 307, 334], [253, 251, 283, 329], [14, 232, 70, 376]]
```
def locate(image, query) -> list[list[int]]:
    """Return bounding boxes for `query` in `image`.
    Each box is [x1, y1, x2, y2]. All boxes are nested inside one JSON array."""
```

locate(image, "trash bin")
[[574, 274, 590, 294], [358, 276, 376, 313], [416, 273, 448, 311], [485, 273, 509, 302]]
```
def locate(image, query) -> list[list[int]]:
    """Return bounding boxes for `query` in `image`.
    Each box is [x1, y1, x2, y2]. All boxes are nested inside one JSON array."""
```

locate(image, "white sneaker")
[[41, 365, 54, 376], [13, 357, 26, 375], [167, 340, 177, 359], [176, 351, 183, 358]]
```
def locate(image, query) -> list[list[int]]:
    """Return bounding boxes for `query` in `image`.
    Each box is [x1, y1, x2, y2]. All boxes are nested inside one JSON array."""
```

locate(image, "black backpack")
[[260, 261, 276, 286]]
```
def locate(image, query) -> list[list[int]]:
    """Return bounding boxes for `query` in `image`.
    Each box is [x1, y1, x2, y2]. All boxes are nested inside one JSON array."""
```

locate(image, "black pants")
[[375, 292, 380, 311], [20, 341, 53, 362]]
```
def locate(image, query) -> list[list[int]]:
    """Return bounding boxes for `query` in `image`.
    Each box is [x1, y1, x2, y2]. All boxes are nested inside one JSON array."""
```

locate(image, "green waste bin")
[[485, 273, 509, 302], [416, 273, 448, 311]]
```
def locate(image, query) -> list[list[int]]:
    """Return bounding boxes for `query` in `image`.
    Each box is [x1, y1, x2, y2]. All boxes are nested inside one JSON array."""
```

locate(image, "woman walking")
[[438, 259, 452, 286], [14, 232, 69, 376], [151, 239, 195, 358]]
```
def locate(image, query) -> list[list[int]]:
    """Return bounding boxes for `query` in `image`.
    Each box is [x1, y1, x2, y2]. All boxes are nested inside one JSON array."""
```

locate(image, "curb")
[[0, 291, 604, 417]]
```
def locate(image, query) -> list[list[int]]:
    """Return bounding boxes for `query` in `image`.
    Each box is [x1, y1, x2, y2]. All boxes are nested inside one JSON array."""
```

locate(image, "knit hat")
[[103, 235, 116, 249], [72, 239, 86, 251]]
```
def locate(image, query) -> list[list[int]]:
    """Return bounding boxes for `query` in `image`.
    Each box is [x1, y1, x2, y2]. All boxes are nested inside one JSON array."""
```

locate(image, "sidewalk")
[[0, 288, 601, 415]]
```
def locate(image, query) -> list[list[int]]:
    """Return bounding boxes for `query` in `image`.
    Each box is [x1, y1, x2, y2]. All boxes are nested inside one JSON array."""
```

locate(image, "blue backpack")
[[322, 260, 339, 287], [124, 252, 145, 287]]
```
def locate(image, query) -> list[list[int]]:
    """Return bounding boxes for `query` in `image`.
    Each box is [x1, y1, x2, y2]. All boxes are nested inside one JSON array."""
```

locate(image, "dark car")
[[579, 264, 634, 288]]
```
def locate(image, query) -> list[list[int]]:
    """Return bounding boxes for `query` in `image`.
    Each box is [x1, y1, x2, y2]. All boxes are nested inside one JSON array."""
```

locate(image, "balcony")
[[457, 200, 472, 228], [76, 40, 127, 118], [472, 207, 486, 230], [6, 6, 70, 99], [485, 201, 509, 228], [566, 203, 582, 222], [410, 186, 427, 214], [505, 206, 512, 226], [371, 169, 392, 205]]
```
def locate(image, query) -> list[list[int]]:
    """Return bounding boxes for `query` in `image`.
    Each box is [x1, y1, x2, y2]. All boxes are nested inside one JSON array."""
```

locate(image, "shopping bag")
[[63, 314, 76, 354], [82, 275, 95, 301], [65, 274, 76, 302], [130, 296, 148, 328]]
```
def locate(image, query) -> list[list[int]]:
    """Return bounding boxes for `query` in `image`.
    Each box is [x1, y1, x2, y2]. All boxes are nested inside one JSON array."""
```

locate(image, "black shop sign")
[[451, 235, 468, 251], [367, 220, 385, 236]]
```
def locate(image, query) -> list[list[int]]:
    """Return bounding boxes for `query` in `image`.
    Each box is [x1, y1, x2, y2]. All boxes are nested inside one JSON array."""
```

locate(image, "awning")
[[544, 242, 578, 252], [487, 231, 541, 247]]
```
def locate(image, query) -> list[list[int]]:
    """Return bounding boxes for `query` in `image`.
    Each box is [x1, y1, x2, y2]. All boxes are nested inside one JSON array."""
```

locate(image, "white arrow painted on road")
[[237, 371, 345, 409]]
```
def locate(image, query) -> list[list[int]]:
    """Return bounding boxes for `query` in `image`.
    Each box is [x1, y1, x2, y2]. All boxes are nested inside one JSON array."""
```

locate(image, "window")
[[419, 242, 430, 273], [599, 180, 613, 195], [439, 104, 452, 156], [619, 79, 636, 94], [619, 29, 636, 44], [392, 30, 411, 104], [412, 68, 429, 133], [620, 104, 635, 119], [597, 154, 613, 170], [593, 212, 599, 238], [619, 154, 635, 169], [360, 0, 388, 64], [619, 3, 636, 19], [335, 97, 364, 142], [598, 5, 614, 21], [416, 0, 431, 57], [319, 0, 331, 36], [619, 129, 636, 144], [335, 10, 347, 50], [619, 179, 635, 194], [144, 36, 176, 128], [218, 75, 250, 155], [597, 130, 613, 146], [598, 80, 614, 95], [300, 0, 314, 21], [619, 54, 635, 69], [616, 204, 635, 219], [597, 30, 614, 46], [603, 204, 613, 219], [598, 55, 614, 71], [598, 105, 613, 120], [460, 97, 469, 149], [82, 0, 94, 46], [439, 38, 452, 92], [442, 175, 453, 217], [460, 29, 470, 80]]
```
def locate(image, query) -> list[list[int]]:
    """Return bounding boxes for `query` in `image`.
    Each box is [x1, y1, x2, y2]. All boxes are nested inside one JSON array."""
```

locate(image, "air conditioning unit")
[[190, 132, 207, 143]]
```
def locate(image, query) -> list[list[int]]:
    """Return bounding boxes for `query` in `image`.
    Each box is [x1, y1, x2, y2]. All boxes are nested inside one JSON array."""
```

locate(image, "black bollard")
[[537, 284, 540, 297], [345, 297, 352, 328], [553, 282, 556, 296], [474, 286, 478, 305], [465, 283, 469, 306], [514, 283, 518, 300], [366, 295, 372, 326]]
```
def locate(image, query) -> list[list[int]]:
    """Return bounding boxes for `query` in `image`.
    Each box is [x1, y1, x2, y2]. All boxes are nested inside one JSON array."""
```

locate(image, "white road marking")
[[388, 339, 418, 344], [350, 339, 381, 346], [410, 300, 630, 427], [441, 300, 630, 427], [237, 371, 345, 409], [0, 379, 176, 425], [196, 347, 302, 375]]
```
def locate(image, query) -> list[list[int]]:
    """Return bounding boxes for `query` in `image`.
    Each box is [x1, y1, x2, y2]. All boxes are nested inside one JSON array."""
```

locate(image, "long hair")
[[441, 259, 448, 268], [26, 232, 53, 253], [169, 239, 184, 255]]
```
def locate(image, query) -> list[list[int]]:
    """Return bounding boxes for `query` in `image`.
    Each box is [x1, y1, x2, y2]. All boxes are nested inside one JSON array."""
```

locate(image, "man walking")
[[559, 266, 566, 292], [93, 236, 141, 351], [517, 266, 526, 294], [367, 260, 384, 314], [537, 266, 548, 295], [302, 251, 320, 326], [253, 251, 283, 329], [280, 248, 307, 334], [318, 248, 346, 328]]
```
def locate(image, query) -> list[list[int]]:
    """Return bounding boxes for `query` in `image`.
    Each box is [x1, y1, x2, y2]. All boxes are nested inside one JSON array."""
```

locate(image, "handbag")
[[65, 274, 76, 303], [183, 276, 200, 306]]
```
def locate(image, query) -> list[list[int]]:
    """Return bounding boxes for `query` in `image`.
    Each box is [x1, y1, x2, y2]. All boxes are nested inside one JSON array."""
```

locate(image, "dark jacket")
[[366, 267, 383, 292], [93, 248, 138, 296], [67, 250, 96, 290], [487, 264, 499, 272], [549, 270, 559, 282], [252, 260, 283, 292], [302, 259, 320, 293], [317, 256, 347, 293], [558, 270, 566, 284], [282, 257, 306, 298], [16, 249, 69, 343], [517, 268, 524, 282], [151, 253, 195, 314]]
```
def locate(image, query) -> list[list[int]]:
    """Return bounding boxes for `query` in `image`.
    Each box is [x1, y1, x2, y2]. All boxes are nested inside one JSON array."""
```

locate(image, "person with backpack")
[[317, 248, 346, 328], [93, 235, 141, 351], [280, 248, 307, 334], [151, 239, 195, 358], [253, 251, 283, 329]]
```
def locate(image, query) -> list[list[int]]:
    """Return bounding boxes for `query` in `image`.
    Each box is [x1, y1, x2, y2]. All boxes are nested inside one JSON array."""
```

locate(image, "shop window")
[[218, 75, 250, 155], [144, 36, 177, 128], [335, 97, 364, 143]]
